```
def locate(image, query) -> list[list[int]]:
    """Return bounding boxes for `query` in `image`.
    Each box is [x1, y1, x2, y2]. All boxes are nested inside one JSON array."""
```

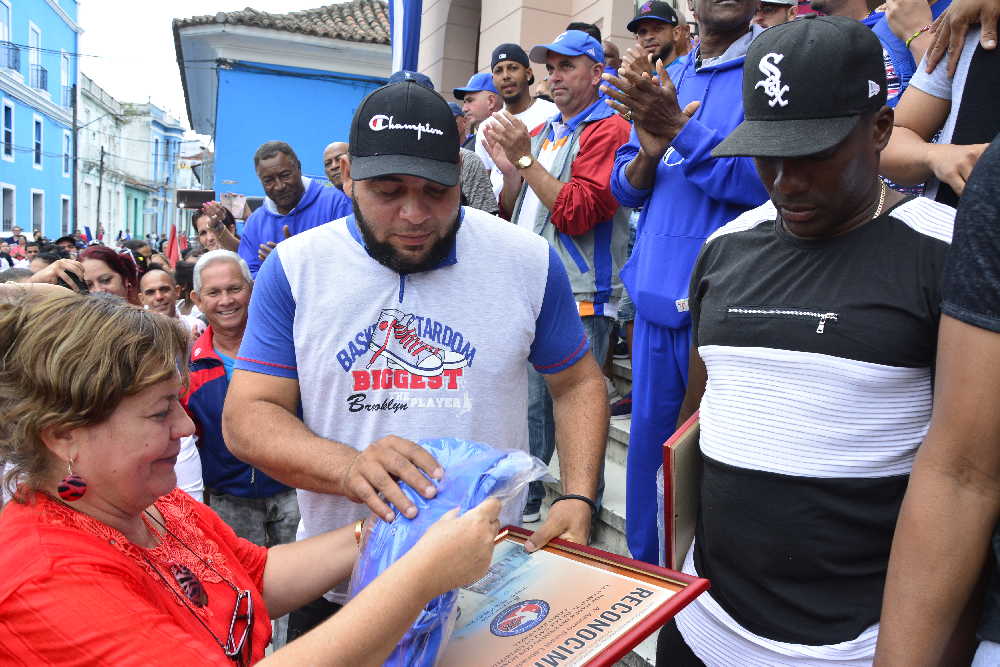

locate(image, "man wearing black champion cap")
[[657, 16, 958, 665], [475, 43, 557, 198], [225, 80, 609, 634]]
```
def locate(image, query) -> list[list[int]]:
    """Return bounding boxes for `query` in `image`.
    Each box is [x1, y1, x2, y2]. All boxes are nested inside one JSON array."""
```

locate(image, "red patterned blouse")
[[0, 488, 271, 665]]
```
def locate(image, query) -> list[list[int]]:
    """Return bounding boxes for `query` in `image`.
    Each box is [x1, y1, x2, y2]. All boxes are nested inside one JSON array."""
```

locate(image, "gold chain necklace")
[[873, 179, 888, 219]]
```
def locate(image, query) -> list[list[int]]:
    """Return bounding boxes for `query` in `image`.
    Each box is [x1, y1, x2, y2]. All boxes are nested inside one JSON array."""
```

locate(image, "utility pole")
[[96, 146, 105, 231], [71, 83, 78, 235]]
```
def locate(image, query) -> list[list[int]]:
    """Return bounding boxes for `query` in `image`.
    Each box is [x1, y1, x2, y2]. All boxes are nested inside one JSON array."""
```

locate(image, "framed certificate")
[[438, 526, 710, 667], [663, 411, 701, 570]]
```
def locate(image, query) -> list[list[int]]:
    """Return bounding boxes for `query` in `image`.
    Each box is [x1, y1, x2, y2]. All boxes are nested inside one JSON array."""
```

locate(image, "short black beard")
[[656, 41, 676, 65], [353, 199, 461, 275]]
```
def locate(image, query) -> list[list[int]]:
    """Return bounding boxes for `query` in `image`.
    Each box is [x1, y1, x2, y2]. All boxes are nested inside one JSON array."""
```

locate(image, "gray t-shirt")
[[459, 148, 499, 215]]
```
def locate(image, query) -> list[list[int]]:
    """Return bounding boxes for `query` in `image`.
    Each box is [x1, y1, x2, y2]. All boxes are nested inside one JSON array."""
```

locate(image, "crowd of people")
[[2, 0, 1000, 663]]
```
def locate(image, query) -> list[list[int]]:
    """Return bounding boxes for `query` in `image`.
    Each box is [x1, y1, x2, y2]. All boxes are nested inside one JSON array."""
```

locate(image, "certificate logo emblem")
[[490, 599, 550, 637]]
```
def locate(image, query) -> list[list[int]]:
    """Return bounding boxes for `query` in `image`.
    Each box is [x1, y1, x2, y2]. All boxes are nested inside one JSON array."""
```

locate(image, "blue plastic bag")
[[348, 438, 549, 666]]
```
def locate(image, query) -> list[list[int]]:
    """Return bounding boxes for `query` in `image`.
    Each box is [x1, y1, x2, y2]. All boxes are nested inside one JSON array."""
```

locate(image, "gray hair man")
[[484, 29, 632, 522], [184, 249, 298, 542], [183, 249, 299, 645]]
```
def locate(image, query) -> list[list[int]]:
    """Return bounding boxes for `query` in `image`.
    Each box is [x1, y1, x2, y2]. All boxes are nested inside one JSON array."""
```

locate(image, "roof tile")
[[174, 0, 389, 44]]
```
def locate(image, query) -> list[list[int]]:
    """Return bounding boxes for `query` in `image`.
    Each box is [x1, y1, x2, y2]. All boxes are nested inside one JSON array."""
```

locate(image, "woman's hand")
[[926, 142, 989, 195], [406, 497, 502, 596], [29, 259, 86, 292]]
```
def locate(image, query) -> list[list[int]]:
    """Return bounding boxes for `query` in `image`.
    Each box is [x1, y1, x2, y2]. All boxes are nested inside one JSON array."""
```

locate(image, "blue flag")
[[389, 0, 422, 72]]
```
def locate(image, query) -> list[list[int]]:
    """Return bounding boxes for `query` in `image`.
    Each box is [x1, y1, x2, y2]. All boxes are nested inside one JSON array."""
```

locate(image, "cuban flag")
[[389, 0, 422, 72]]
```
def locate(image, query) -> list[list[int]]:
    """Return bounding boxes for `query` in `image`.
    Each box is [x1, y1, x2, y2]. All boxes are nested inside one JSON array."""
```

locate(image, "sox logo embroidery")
[[754, 53, 790, 108]]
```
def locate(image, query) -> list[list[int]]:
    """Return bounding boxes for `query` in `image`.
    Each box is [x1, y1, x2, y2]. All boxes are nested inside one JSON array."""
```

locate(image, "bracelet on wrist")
[[354, 518, 366, 546], [906, 24, 932, 49], [551, 494, 598, 516]]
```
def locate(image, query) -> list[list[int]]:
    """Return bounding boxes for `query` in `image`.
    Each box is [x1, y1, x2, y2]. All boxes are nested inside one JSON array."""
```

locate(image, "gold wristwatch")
[[516, 155, 534, 169]]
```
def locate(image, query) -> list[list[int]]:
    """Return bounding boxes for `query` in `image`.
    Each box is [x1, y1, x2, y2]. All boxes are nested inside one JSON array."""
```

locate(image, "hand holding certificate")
[[439, 527, 709, 667]]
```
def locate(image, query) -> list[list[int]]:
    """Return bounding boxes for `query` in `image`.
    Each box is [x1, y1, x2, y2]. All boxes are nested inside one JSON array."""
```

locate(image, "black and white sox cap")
[[349, 81, 460, 187], [713, 15, 887, 159]]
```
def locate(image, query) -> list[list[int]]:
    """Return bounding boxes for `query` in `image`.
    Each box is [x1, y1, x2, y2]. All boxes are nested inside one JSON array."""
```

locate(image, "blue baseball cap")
[[529, 30, 605, 65], [453, 72, 498, 100], [447, 102, 464, 116], [388, 70, 435, 90]]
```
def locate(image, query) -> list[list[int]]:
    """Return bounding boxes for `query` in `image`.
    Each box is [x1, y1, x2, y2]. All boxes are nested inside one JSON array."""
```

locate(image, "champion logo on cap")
[[499, 52, 507, 59], [868, 80, 881, 98], [754, 53, 790, 108], [368, 114, 445, 140], [641, 1, 653, 12]]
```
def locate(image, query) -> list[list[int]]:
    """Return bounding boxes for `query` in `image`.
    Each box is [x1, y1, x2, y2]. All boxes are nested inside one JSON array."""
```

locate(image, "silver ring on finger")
[[622, 109, 633, 123]]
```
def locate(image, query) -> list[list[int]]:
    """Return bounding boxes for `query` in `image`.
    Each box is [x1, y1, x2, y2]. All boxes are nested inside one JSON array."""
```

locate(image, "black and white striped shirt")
[[675, 197, 955, 665]]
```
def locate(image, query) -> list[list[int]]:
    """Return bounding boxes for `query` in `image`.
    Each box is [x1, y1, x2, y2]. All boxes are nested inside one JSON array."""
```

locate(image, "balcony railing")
[[62, 85, 73, 108], [29, 64, 47, 91], [1, 42, 19, 72]]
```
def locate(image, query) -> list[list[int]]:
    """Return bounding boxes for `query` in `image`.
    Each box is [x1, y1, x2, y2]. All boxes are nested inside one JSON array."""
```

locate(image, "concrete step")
[[610, 357, 631, 398], [614, 634, 656, 667], [612, 357, 631, 382], [608, 417, 630, 467]]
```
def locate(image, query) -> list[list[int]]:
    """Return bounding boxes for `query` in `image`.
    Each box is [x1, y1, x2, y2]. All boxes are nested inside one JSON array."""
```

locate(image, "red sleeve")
[[0, 563, 233, 666], [188, 493, 269, 594], [550, 115, 632, 236]]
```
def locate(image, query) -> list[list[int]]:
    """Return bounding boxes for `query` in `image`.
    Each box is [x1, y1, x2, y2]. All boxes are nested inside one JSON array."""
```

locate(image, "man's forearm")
[[625, 147, 664, 191], [875, 458, 999, 665], [520, 161, 566, 213], [908, 31, 932, 64], [217, 225, 241, 252], [551, 369, 607, 499], [223, 398, 356, 495], [498, 171, 523, 220]]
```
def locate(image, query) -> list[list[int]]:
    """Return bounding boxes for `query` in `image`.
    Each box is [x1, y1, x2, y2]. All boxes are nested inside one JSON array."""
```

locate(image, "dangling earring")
[[57, 461, 87, 502]]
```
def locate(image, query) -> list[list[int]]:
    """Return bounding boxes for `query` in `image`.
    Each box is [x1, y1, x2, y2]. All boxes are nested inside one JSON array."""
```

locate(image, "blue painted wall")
[[213, 61, 385, 195], [0, 0, 78, 239], [148, 111, 184, 236]]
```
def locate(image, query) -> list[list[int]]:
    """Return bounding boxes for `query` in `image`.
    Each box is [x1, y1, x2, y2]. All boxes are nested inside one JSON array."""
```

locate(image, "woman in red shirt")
[[0, 288, 500, 665]]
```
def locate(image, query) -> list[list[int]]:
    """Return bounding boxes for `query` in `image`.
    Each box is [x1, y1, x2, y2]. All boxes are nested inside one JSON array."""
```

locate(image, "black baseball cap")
[[349, 82, 460, 187], [491, 43, 530, 70], [713, 16, 887, 159], [627, 1, 679, 32]]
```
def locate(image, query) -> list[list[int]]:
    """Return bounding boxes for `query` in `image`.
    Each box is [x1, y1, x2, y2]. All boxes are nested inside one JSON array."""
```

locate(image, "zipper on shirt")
[[398, 275, 406, 303], [727, 306, 839, 334]]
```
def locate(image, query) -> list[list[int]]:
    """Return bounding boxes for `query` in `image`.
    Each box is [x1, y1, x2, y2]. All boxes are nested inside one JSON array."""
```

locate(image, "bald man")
[[139, 267, 206, 337], [322, 141, 349, 190]]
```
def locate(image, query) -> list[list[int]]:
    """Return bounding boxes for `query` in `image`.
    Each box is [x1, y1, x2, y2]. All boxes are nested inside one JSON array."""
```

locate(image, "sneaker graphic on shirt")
[[367, 308, 469, 377]]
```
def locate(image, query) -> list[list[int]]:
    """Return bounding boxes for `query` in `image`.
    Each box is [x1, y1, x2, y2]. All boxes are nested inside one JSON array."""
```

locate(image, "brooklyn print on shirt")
[[339, 308, 478, 414]]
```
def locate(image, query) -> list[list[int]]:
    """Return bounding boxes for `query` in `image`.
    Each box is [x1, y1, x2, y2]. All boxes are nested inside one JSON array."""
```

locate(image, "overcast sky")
[[79, 1, 330, 137]]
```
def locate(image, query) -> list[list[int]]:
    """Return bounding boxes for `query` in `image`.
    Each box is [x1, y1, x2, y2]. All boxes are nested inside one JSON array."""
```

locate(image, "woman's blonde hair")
[[0, 291, 189, 500]]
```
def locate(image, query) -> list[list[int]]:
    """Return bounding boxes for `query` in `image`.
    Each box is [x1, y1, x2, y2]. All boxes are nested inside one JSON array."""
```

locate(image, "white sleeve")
[[474, 120, 497, 171], [174, 434, 205, 503]]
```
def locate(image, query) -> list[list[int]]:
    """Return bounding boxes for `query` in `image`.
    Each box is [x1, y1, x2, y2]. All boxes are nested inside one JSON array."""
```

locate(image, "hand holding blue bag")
[[348, 438, 550, 666]]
